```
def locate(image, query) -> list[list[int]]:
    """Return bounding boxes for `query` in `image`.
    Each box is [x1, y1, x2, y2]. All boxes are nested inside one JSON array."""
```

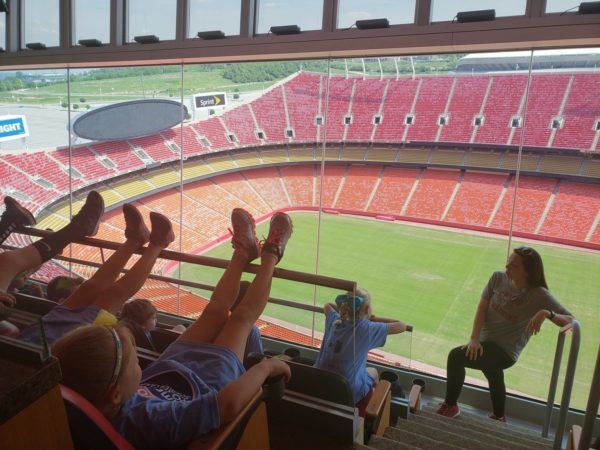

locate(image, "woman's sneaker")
[[123, 203, 150, 245], [436, 402, 460, 418], [229, 208, 260, 261], [149, 212, 175, 248], [261, 213, 293, 262], [489, 413, 507, 423]]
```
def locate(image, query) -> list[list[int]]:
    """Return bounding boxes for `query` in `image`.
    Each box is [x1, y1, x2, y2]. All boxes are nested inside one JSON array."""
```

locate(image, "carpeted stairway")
[[271, 402, 555, 449]]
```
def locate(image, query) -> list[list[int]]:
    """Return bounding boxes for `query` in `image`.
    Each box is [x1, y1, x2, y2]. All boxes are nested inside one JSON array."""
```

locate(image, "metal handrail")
[[0, 242, 326, 315], [19, 227, 357, 292], [578, 344, 600, 450], [543, 322, 572, 437], [551, 320, 581, 450]]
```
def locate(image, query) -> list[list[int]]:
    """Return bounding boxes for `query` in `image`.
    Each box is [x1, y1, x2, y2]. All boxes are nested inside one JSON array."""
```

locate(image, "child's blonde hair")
[[52, 324, 135, 407], [335, 287, 371, 325]]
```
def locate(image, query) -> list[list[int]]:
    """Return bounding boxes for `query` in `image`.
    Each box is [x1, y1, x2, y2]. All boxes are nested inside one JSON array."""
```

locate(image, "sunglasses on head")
[[335, 294, 365, 312], [515, 246, 534, 255]]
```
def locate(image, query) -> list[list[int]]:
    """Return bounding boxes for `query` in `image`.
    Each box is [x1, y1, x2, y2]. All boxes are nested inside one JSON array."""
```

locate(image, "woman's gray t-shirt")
[[479, 271, 571, 361]]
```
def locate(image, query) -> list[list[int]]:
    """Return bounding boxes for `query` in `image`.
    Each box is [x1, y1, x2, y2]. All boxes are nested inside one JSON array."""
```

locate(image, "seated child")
[[314, 288, 408, 404], [46, 276, 84, 303], [119, 298, 158, 351], [52, 209, 293, 449], [8, 193, 175, 346]]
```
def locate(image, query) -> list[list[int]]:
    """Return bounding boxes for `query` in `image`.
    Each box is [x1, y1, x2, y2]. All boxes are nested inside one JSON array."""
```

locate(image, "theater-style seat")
[[60, 384, 134, 450], [267, 360, 391, 446], [61, 383, 275, 450]]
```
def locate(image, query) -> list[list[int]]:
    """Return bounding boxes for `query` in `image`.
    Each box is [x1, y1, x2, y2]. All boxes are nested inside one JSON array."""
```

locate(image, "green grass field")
[[180, 212, 600, 410], [0, 71, 276, 105]]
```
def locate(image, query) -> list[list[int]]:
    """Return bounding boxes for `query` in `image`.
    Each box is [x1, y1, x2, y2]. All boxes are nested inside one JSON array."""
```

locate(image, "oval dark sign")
[[72, 99, 188, 141]]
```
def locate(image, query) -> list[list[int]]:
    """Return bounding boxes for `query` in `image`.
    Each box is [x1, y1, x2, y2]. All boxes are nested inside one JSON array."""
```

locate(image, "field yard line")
[[431, 238, 494, 339]]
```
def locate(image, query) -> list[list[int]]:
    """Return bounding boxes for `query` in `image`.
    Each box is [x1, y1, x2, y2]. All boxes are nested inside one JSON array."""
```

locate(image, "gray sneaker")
[[2, 196, 36, 229]]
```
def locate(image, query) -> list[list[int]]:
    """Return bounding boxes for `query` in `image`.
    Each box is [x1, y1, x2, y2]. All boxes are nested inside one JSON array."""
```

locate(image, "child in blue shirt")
[[51, 208, 294, 449], [314, 288, 408, 404], [16, 197, 174, 346]]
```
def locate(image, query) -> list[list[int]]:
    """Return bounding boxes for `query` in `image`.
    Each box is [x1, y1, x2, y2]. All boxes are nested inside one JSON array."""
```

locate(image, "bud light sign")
[[0, 115, 29, 142]]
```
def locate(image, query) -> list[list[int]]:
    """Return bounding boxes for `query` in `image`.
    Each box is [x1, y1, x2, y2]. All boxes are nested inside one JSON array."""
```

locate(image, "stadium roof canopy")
[[456, 48, 600, 72]]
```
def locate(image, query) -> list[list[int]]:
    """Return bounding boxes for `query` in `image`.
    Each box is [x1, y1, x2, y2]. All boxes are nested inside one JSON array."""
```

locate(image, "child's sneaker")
[[2, 196, 36, 229], [229, 208, 260, 261], [436, 402, 460, 418], [149, 212, 175, 248], [70, 191, 105, 238], [261, 212, 293, 262], [489, 413, 507, 423], [123, 203, 150, 245]]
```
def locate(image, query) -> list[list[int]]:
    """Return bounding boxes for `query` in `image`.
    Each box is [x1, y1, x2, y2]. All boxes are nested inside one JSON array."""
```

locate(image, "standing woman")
[[437, 246, 574, 421]]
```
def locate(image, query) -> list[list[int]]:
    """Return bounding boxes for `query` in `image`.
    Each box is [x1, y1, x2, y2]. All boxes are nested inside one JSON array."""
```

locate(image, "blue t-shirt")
[[18, 305, 107, 346], [244, 325, 263, 357], [114, 340, 245, 450], [314, 310, 389, 403]]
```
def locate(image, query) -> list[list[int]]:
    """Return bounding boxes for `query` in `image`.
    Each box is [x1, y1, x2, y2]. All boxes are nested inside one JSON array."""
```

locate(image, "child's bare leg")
[[0, 247, 42, 291], [62, 203, 150, 309], [214, 212, 292, 360], [93, 243, 163, 314], [76, 211, 173, 314], [213, 253, 278, 360], [0, 191, 103, 292], [180, 208, 260, 344]]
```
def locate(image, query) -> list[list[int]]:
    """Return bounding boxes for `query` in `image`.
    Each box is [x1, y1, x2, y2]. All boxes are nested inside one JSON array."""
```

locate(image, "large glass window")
[[127, 0, 177, 42], [1, 49, 597, 414], [188, 0, 241, 37], [0, 12, 6, 50], [545, 0, 580, 13], [431, 0, 527, 22], [73, 0, 110, 44], [256, 0, 323, 34], [22, 0, 60, 48], [337, 0, 416, 29]]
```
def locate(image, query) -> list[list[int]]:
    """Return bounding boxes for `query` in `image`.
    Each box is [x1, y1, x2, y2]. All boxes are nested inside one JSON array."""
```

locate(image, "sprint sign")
[[192, 92, 227, 111], [0, 115, 29, 142]]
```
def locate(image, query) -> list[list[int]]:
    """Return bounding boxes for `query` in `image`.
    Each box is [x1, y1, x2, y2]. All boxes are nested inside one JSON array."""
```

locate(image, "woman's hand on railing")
[[528, 310, 549, 335]]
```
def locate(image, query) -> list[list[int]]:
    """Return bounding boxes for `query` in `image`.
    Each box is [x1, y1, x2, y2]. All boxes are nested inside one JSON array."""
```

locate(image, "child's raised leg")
[[0, 191, 104, 291], [214, 212, 293, 361], [67, 211, 174, 314], [0, 196, 36, 245], [180, 208, 260, 344], [62, 203, 151, 309]]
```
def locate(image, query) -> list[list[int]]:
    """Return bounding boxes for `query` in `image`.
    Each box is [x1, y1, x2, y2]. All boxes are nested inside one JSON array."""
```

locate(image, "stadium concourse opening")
[[1, 48, 599, 448]]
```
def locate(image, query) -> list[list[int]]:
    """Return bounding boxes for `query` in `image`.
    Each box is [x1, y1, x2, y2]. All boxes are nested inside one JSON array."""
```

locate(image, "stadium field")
[[179, 212, 599, 410]]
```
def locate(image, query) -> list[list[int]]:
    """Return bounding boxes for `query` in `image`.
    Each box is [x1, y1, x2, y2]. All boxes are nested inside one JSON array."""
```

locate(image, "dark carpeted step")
[[383, 426, 463, 450], [421, 405, 553, 444], [364, 435, 424, 450], [393, 419, 511, 450], [408, 413, 552, 450]]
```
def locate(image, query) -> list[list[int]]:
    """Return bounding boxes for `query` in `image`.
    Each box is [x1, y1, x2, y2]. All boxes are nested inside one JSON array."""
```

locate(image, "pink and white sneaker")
[[229, 208, 260, 261]]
